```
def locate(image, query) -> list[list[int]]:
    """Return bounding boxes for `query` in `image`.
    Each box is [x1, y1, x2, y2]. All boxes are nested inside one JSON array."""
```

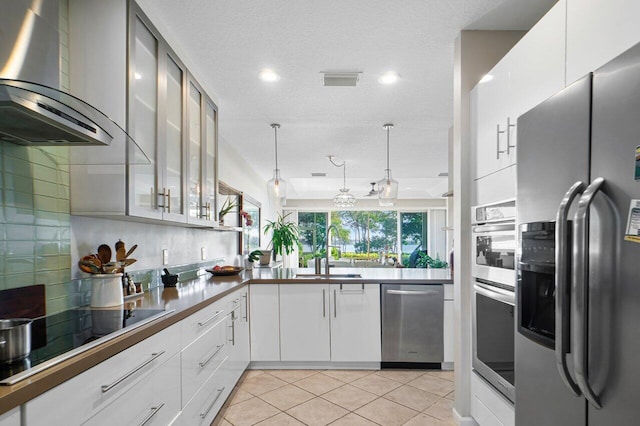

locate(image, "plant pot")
[[258, 250, 272, 265]]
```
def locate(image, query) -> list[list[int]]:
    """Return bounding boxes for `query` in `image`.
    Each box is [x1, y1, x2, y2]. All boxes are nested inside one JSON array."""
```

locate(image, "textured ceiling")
[[137, 0, 556, 200]]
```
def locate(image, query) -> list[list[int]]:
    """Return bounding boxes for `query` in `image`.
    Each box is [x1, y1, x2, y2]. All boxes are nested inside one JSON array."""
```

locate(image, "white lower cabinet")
[[249, 284, 280, 361], [25, 323, 180, 425], [0, 407, 19, 426], [280, 284, 331, 362], [471, 371, 514, 426], [22, 287, 251, 426], [83, 353, 181, 425], [252, 283, 381, 365], [329, 283, 381, 363], [172, 356, 232, 425], [228, 289, 250, 380]]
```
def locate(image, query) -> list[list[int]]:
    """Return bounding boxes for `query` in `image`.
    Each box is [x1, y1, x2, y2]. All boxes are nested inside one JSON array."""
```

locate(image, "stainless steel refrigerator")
[[515, 42, 640, 425]]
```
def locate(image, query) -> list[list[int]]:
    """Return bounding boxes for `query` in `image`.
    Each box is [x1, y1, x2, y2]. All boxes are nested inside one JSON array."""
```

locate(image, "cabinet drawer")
[[174, 356, 233, 426], [26, 323, 180, 425], [82, 354, 181, 426], [181, 313, 230, 405], [181, 296, 228, 347]]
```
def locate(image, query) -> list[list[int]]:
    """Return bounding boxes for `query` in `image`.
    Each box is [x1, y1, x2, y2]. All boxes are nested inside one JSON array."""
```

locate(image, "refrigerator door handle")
[[554, 181, 584, 397], [572, 177, 605, 409]]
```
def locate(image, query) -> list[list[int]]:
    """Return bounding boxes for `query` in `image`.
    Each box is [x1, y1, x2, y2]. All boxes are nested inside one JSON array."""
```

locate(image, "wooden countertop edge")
[[0, 272, 452, 414]]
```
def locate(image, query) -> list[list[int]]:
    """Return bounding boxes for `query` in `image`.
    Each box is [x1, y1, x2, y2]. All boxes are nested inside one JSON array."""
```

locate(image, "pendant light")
[[328, 156, 356, 208], [267, 123, 287, 206], [377, 123, 399, 206]]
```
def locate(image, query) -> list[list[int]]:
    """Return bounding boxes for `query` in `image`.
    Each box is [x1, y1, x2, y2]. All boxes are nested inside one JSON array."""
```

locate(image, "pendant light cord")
[[328, 155, 347, 190], [274, 125, 279, 170]]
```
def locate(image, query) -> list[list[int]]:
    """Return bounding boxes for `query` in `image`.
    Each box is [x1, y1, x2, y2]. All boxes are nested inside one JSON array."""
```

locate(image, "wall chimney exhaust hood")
[[0, 79, 149, 165]]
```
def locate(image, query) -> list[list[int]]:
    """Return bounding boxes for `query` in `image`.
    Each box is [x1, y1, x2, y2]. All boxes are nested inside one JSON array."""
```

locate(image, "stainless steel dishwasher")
[[381, 283, 444, 367]]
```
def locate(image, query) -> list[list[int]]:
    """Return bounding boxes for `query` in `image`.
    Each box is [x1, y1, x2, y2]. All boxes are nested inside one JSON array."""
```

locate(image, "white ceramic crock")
[[90, 273, 124, 308]]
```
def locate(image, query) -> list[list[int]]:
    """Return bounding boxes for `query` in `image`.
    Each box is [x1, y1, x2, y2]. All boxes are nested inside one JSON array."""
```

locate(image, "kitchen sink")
[[293, 273, 363, 279]]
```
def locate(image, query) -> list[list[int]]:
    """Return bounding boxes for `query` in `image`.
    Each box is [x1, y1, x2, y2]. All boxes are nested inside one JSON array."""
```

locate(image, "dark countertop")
[[0, 267, 452, 414]]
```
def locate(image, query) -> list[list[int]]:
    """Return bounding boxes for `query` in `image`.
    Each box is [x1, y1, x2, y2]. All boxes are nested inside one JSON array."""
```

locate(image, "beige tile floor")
[[214, 369, 455, 426]]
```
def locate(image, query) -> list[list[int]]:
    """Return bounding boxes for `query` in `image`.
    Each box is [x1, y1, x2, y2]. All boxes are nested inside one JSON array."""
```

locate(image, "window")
[[295, 208, 447, 268]]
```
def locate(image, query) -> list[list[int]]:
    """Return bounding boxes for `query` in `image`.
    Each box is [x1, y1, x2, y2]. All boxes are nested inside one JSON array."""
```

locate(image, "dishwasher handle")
[[385, 289, 439, 296]]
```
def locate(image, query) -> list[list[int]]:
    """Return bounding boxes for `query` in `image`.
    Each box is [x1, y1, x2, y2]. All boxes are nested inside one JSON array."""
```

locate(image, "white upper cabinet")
[[128, 11, 187, 224], [472, 0, 566, 183], [472, 59, 511, 180], [186, 78, 218, 226], [566, 0, 640, 86], [68, 1, 217, 227]]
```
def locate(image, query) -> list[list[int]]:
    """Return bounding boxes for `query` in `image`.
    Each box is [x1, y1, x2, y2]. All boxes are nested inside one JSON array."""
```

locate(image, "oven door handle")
[[472, 223, 515, 233], [473, 282, 514, 306], [554, 180, 584, 397]]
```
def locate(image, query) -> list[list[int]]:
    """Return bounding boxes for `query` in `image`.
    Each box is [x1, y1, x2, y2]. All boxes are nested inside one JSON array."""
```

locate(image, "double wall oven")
[[471, 200, 516, 402]]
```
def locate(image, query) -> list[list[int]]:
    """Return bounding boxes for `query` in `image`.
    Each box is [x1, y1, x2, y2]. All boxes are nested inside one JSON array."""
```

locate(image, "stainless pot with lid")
[[0, 319, 32, 364]]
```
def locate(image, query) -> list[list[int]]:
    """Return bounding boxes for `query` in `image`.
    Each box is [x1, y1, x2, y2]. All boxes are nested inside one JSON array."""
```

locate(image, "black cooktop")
[[0, 307, 167, 384]]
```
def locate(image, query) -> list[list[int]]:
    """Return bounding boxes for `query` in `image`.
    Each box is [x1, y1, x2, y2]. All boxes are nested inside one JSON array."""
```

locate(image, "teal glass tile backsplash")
[[0, 143, 73, 314]]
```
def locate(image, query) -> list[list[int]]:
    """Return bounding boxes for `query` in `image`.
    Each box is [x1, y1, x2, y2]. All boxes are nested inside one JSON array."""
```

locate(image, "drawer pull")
[[199, 344, 224, 368], [138, 402, 165, 426], [101, 351, 165, 393], [198, 310, 224, 327], [229, 320, 235, 345], [200, 387, 226, 419]]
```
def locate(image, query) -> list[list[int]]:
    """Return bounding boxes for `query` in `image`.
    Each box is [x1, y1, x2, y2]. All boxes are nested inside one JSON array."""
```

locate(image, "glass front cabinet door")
[[186, 77, 218, 226], [128, 8, 187, 224]]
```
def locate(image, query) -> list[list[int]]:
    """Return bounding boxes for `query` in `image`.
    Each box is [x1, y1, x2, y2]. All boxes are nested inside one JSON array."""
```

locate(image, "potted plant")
[[246, 249, 263, 268], [263, 213, 300, 263]]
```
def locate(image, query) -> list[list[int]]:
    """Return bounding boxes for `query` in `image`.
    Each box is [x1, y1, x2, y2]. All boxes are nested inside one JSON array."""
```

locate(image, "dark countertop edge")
[[0, 272, 452, 414]]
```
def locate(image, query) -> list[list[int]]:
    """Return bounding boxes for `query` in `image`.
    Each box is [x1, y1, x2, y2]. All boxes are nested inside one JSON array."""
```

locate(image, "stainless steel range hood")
[[0, 80, 112, 146], [0, 79, 149, 165]]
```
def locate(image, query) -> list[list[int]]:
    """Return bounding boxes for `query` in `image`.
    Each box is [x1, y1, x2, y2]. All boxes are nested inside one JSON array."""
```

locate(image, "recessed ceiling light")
[[259, 69, 280, 82], [378, 71, 400, 85], [480, 74, 493, 83], [134, 72, 142, 80]]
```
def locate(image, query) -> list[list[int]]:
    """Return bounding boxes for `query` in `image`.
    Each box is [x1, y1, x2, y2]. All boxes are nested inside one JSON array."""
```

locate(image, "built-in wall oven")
[[472, 200, 516, 287], [472, 278, 515, 402], [471, 200, 516, 402]]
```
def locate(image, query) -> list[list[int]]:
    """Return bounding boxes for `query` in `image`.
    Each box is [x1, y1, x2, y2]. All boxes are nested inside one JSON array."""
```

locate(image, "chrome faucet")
[[325, 224, 339, 275]]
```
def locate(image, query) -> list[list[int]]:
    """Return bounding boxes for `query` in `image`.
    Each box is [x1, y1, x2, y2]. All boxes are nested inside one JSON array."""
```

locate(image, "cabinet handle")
[[101, 351, 165, 393], [199, 344, 224, 368], [229, 319, 235, 345], [198, 310, 224, 327], [206, 202, 212, 220], [200, 387, 226, 419], [322, 289, 326, 317], [230, 304, 241, 320], [333, 289, 337, 318], [138, 402, 165, 426], [506, 117, 516, 154], [166, 188, 171, 213], [496, 124, 506, 159], [339, 283, 365, 292], [157, 188, 167, 211], [243, 293, 248, 322], [150, 187, 155, 209]]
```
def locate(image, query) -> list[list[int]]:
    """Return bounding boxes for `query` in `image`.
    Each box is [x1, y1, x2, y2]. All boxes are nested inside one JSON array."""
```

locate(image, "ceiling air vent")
[[321, 72, 361, 87], [311, 172, 326, 177]]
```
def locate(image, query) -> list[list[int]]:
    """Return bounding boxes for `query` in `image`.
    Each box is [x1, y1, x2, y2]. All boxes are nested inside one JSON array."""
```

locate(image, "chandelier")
[[328, 155, 356, 208]]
